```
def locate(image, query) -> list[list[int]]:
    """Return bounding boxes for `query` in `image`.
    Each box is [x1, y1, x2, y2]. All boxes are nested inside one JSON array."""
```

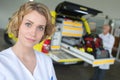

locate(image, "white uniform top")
[[99, 33, 115, 70], [0, 48, 57, 80]]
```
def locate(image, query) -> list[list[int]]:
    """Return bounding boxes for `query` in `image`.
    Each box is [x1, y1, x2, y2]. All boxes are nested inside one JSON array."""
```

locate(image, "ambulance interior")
[[49, 1, 115, 67]]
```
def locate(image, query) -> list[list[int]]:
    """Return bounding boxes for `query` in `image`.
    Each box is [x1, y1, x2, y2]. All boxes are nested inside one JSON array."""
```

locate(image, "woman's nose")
[[30, 27, 36, 37]]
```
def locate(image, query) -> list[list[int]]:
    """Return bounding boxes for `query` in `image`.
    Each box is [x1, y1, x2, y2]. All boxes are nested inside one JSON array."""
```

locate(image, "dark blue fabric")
[[91, 67, 106, 80]]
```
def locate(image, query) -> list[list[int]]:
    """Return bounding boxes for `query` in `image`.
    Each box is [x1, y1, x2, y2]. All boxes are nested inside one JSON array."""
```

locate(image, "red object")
[[41, 39, 51, 54], [84, 34, 103, 52]]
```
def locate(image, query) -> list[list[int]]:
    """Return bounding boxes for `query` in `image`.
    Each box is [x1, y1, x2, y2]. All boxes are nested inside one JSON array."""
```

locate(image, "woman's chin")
[[23, 42, 35, 48]]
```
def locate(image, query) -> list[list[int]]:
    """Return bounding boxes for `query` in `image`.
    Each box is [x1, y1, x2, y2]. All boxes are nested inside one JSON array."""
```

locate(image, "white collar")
[[102, 33, 110, 36]]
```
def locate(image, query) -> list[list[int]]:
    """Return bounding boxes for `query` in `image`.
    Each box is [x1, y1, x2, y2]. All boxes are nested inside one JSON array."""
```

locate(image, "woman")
[[0, 1, 57, 80]]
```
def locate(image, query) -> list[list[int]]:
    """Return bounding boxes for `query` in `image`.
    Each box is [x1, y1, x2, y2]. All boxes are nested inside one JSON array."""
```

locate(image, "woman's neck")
[[12, 41, 34, 58], [12, 41, 36, 75]]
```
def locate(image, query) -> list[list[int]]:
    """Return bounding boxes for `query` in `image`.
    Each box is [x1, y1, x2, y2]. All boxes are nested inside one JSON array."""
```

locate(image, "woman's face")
[[18, 10, 46, 48]]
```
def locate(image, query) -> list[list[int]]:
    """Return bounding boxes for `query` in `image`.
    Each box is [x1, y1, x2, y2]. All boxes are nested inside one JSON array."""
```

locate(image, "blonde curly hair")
[[7, 1, 55, 42]]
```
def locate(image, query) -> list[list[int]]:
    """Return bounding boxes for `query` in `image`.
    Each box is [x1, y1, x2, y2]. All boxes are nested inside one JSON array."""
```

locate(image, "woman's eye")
[[25, 23, 32, 27], [38, 26, 45, 31]]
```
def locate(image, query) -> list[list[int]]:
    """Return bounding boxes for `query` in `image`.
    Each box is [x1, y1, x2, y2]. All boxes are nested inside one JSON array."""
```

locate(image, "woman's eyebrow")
[[26, 19, 33, 24], [26, 19, 46, 27], [38, 25, 46, 27]]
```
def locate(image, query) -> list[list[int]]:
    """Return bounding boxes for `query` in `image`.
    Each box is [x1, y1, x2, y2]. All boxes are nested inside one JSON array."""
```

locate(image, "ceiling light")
[[29, 0, 34, 1]]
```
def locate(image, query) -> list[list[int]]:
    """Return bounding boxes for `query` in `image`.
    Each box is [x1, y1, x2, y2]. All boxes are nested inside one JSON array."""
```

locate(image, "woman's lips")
[[26, 37, 36, 42]]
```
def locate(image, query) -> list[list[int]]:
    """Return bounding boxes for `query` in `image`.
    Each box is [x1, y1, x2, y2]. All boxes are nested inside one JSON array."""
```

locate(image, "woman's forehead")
[[23, 11, 46, 25]]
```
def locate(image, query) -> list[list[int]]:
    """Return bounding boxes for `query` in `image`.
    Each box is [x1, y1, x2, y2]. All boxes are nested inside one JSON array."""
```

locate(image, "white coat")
[[99, 33, 115, 70], [0, 48, 57, 80]]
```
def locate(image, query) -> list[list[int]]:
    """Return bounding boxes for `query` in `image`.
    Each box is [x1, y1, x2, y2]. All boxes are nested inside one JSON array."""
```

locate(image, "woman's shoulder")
[[0, 48, 12, 56], [0, 48, 15, 61]]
